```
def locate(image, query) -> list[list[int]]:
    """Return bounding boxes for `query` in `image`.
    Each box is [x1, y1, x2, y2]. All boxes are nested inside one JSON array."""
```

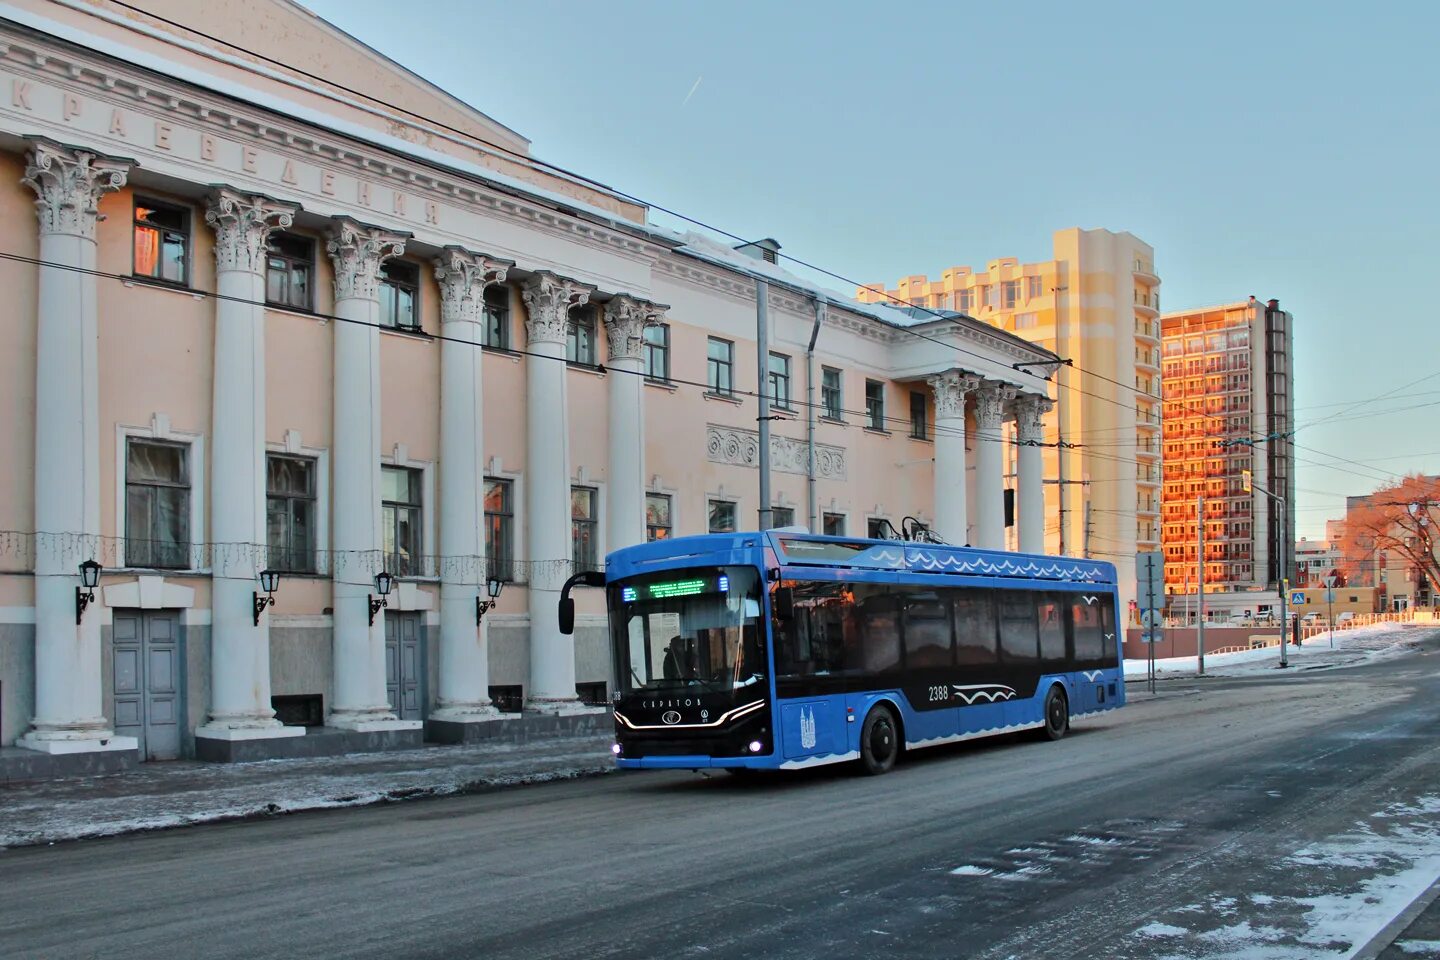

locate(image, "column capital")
[[604, 295, 668, 361], [434, 246, 512, 325], [1013, 393, 1054, 444], [326, 217, 409, 302], [521, 271, 593, 345], [975, 380, 1019, 430], [205, 187, 298, 275], [22, 139, 130, 239], [927, 369, 982, 420]]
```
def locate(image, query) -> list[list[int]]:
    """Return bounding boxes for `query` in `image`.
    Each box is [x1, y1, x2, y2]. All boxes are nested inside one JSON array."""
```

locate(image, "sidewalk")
[[0, 732, 614, 849], [1123, 622, 1438, 680]]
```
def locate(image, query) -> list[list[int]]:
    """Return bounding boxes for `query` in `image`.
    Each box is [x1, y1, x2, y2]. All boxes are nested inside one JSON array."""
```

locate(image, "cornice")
[[0, 23, 669, 266]]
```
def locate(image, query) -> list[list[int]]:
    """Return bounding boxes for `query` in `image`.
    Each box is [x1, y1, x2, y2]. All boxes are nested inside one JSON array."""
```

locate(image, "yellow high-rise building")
[[858, 227, 1160, 613]]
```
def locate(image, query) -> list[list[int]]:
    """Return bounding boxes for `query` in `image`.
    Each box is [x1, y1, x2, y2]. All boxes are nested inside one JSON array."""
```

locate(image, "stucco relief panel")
[[706, 425, 846, 481]]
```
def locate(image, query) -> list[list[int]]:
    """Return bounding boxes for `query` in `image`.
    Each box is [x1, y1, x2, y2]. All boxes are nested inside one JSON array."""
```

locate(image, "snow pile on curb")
[[1123, 621, 1435, 679], [0, 737, 615, 849]]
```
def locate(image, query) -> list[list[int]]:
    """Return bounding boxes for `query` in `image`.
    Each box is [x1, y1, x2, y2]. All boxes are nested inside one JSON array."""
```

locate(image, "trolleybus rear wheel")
[[859, 705, 900, 775], [1040, 686, 1069, 741]]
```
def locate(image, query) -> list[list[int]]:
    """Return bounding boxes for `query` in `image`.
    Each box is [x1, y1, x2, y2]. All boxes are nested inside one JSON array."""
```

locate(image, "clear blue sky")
[[303, 0, 1440, 539]]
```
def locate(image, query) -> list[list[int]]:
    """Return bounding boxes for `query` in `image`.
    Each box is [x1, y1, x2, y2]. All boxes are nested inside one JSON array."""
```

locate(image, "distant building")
[[1294, 538, 1342, 586], [858, 227, 1161, 614], [1159, 297, 1295, 596]]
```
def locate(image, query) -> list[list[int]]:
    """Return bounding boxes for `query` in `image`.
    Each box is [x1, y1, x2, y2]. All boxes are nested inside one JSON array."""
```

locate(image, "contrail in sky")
[[682, 76, 703, 106]]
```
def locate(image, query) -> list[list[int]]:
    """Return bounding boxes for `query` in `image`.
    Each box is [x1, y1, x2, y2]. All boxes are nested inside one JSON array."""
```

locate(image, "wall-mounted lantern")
[[253, 569, 280, 626], [368, 570, 393, 626], [76, 559, 101, 625], [476, 576, 504, 625]]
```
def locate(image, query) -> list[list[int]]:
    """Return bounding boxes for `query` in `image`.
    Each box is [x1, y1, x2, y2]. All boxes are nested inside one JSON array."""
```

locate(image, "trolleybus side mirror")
[[773, 586, 795, 620], [557, 569, 605, 636]]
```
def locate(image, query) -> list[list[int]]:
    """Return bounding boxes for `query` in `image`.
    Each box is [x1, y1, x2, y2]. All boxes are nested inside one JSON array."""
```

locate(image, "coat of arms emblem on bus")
[[799, 707, 817, 749]]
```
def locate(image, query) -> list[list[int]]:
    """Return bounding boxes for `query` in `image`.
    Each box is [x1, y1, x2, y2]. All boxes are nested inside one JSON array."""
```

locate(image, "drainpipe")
[[806, 298, 827, 531], [756, 279, 772, 531]]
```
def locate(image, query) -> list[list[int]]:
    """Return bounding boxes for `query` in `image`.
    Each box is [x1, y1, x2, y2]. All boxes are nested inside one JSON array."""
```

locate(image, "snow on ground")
[[0, 734, 615, 849], [1124, 795, 1440, 959], [1124, 621, 1436, 679]]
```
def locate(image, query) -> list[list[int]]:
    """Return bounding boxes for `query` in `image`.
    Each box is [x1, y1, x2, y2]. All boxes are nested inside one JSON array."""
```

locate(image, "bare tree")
[[1338, 475, 1440, 598]]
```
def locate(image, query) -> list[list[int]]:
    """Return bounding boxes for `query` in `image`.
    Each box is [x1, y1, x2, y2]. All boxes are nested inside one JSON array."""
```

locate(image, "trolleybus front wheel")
[[859, 705, 900, 775], [1040, 686, 1069, 741]]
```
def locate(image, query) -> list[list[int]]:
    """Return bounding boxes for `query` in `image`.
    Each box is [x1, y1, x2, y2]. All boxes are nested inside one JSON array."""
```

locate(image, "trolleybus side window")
[[860, 595, 903, 674], [1100, 598, 1117, 661], [1070, 596, 1106, 662], [953, 589, 999, 666], [998, 591, 1040, 664], [1037, 594, 1067, 663], [775, 581, 852, 679], [902, 592, 952, 669]]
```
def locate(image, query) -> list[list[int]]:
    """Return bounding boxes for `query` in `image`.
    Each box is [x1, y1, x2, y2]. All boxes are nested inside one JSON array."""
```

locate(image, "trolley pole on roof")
[[756, 278, 773, 531]]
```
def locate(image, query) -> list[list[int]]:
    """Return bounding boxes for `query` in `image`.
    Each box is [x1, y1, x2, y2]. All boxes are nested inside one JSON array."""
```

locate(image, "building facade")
[[1159, 298, 1295, 599], [0, 0, 1059, 762], [858, 227, 1161, 614]]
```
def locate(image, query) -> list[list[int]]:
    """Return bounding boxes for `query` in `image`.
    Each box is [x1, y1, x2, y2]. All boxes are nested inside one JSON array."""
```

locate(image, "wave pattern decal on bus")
[[950, 684, 1018, 705], [907, 549, 1108, 582]]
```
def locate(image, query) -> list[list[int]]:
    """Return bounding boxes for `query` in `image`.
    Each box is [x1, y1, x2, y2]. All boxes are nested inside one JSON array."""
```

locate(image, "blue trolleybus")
[[558, 531, 1124, 775]]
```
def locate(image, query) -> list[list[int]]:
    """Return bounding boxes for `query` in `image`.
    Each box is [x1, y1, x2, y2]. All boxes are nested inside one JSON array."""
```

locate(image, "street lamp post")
[[1245, 469, 1290, 668]]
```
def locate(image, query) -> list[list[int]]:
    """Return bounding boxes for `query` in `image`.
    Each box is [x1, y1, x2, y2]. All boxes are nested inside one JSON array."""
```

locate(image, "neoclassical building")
[[0, 0, 1059, 765]]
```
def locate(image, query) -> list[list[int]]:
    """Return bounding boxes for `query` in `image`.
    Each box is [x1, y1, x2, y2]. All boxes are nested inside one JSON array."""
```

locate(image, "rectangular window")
[[643, 324, 670, 381], [484, 478, 514, 581], [956, 288, 975, 313], [1037, 595, 1067, 662], [645, 493, 673, 541], [821, 367, 843, 420], [867, 517, 889, 539], [482, 286, 510, 349], [771, 506, 795, 528], [909, 391, 928, 440], [903, 594, 952, 669], [567, 305, 597, 365], [381, 465, 423, 577], [1014, 313, 1038, 330], [571, 486, 599, 571], [860, 596, 902, 674], [707, 338, 734, 395], [379, 260, 420, 330], [998, 591, 1039, 663], [768, 352, 792, 408], [125, 439, 191, 569], [865, 380, 885, 431], [133, 198, 189, 286], [1001, 279, 1020, 309], [1026, 275, 1044, 299], [707, 499, 737, 533], [822, 512, 845, 536], [265, 233, 314, 310], [265, 454, 316, 573], [954, 590, 998, 665]]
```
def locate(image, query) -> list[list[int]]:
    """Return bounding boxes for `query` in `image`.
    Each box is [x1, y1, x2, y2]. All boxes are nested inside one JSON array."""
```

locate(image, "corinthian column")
[[194, 189, 306, 747], [521, 271, 593, 712], [605, 297, 666, 552], [928, 370, 980, 547], [1014, 393, 1053, 555], [19, 140, 133, 755], [974, 381, 1018, 551], [326, 217, 416, 731], [431, 247, 511, 729]]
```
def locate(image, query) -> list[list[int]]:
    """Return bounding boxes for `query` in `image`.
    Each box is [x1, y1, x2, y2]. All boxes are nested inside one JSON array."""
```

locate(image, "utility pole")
[[1083, 499, 1092, 559], [1197, 495, 1206, 676], [755, 278, 773, 531], [1052, 284, 1068, 556]]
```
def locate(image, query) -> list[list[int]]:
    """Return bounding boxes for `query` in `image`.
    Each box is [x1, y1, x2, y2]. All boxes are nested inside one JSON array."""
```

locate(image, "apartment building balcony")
[[1134, 301, 1159, 320], [1135, 354, 1160, 374], [1134, 319, 1159, 343], [1133, 260, 1160, 286]]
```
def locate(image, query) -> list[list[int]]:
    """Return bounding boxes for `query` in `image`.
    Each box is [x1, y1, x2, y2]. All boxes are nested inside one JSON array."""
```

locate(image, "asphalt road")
[[4, 638, 1439, 960]]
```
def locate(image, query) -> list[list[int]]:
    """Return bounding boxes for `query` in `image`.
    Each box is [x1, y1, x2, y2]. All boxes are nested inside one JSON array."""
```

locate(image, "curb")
[[1352, 871, 1440, 960]]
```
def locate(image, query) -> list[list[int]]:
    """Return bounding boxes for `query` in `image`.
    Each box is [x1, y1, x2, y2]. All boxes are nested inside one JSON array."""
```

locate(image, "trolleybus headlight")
[[748, 740, 763, 753], [611, 743, 622, 755]]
